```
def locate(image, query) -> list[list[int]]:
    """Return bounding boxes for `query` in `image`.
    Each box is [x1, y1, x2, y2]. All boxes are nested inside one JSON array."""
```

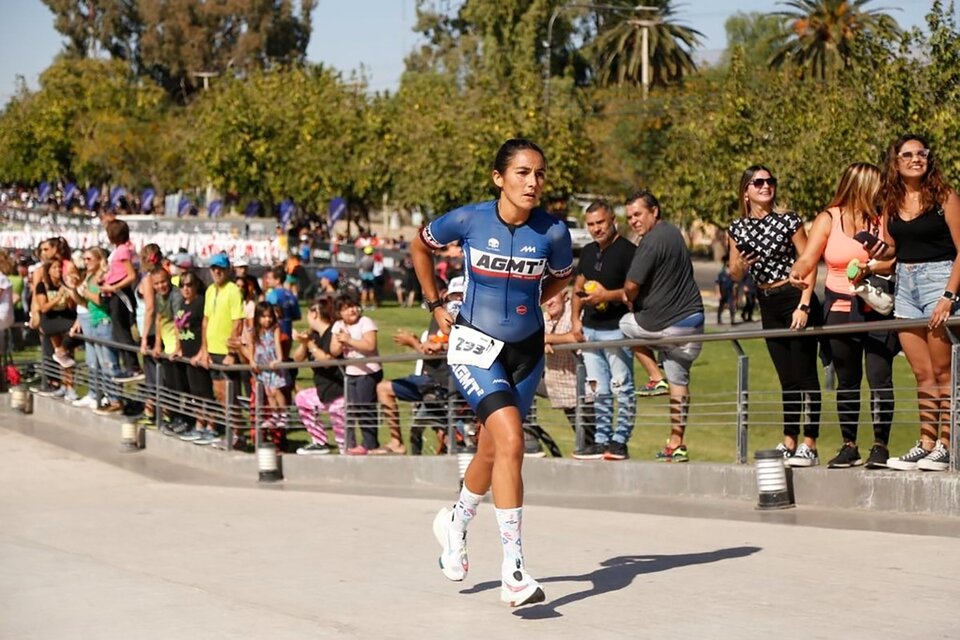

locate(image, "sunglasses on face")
[[750, 177, 778, 188], [897, 149, 931, 161]]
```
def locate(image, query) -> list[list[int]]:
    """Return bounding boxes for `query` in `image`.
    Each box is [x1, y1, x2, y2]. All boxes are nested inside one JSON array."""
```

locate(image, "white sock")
[[495, 507, 524, 574], [452, 484, 484, 533]]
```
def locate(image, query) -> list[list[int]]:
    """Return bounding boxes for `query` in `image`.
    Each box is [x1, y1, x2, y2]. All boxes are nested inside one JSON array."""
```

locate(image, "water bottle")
[[446, 299, 462, 319]]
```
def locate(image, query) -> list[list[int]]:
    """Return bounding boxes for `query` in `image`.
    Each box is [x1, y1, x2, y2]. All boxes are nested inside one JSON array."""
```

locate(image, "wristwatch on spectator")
[[797, 303, 810, 313], [943, 290, 957, 302], [425, 298, 444, 312]]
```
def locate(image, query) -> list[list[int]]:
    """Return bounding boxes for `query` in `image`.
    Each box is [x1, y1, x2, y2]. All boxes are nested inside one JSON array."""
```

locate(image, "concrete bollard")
[[120, 421, 141, 452], [257, 443, 283, 482], [754, 449, 794, 510], [11, 386, 26, 411]]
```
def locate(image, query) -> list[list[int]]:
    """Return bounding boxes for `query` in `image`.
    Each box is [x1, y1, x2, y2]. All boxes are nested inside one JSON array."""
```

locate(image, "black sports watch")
[[797, 303, 811, 313], [943, 290, 957, 301], [425, 298, 444, 312]]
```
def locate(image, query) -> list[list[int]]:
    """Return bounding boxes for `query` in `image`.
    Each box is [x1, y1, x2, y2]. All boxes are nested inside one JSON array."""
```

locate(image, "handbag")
[[852, 274, 894, 316]]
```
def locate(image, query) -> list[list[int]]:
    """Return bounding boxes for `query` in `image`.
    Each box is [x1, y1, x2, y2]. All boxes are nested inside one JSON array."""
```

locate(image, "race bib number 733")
[[446, 324, 504, 369]]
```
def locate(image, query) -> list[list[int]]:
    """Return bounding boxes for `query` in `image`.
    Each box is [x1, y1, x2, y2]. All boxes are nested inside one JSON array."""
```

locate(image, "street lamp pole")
[[629, 19, 662, 100], [542, 2, 660, 135]]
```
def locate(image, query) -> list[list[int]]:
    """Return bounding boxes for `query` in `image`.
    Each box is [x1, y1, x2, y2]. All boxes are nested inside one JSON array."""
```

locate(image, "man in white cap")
[[373, 277, 465, 455]]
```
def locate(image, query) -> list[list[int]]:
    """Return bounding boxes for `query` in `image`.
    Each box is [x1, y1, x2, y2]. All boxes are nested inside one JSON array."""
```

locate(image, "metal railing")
[[12, 317, 960, 472]]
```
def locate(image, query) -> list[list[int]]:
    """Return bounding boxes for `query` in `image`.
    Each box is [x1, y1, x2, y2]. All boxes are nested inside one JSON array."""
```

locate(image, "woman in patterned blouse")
[[728, 165, 823, 467]]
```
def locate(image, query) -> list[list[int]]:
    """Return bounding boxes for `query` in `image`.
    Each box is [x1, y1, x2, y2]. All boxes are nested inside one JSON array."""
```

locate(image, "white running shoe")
[[432, 507, 468, 581], [500, 558, 546, 607], [72, 395, 98, 409]]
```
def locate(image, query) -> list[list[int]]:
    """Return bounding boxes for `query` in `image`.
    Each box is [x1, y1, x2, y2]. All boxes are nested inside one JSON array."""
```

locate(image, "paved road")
[[2, 427, 958, 640]]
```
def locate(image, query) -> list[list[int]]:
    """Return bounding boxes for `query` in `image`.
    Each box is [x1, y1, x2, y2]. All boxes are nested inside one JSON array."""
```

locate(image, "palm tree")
[[768, 0, 901, 79], [585, 1, 704, 88]]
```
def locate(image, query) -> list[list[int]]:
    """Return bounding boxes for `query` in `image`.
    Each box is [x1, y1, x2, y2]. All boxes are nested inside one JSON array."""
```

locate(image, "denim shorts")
[[894, 260, 959, 320]]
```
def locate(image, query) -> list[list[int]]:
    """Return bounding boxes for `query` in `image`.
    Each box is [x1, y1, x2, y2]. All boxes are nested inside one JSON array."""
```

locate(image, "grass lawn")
[[290, 301, 925, 463], [16, 300, 924, 463]]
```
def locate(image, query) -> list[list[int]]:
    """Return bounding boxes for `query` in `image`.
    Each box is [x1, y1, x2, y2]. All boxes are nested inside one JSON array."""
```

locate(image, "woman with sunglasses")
[[728, 166, 822, 466], [175, 271, 216, 441], [870, 135, 960, 471], [789, 163, 898, 469]]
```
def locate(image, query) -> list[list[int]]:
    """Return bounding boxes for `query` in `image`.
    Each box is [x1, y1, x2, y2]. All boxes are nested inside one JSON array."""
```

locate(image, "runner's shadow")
[[460, 546, 761, 620]]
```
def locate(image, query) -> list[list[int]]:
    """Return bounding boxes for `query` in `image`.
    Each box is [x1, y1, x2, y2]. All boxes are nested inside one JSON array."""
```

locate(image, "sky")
[[0, 0, 944, 105]]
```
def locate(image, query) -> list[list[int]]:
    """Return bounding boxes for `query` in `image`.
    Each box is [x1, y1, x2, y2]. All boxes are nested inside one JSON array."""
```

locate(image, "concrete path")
[[1, 427, 958, 640]]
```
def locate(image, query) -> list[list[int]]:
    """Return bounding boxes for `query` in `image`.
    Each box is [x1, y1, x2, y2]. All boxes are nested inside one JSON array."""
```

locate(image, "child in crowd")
[[293, 295, 345, 454], [246, 302, 287, 445], [333, 293, 382, 454], [99, 220, 141, 379]]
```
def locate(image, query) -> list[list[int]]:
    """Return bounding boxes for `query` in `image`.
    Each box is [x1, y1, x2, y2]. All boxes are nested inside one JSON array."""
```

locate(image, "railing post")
[[255, 379, 264, 452], [732, 339, 749, 464], [154, 358, 163, 431], [224, 377, 234, 454], [446, 377, 455, 456], [574, 361, 586, 452], [951, 343, 959, 473]]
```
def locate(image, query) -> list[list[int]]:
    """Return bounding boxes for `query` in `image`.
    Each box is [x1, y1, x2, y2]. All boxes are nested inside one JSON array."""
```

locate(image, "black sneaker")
[[827, 443, 863, 469], [572, 443, 607, 460], [603, 441, 629, 461], [864, 444, 889, 469]]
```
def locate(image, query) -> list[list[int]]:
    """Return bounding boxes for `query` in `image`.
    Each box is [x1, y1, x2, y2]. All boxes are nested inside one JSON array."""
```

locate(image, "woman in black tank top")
[[873, 134, 960, 471]]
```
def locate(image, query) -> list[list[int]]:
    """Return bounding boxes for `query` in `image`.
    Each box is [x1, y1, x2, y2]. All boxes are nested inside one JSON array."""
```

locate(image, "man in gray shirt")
[[619, 190, 705, 463]]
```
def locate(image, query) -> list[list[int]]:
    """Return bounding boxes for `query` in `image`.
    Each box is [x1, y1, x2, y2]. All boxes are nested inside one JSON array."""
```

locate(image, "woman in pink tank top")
[[790, 163, 898, 470]]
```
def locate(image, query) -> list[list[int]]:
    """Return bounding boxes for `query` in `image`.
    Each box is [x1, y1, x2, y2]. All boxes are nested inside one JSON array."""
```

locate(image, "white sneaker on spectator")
[[916, 442, 950, 472], [296, 442, 331, 455], [887, 441, 930, 471], [63, 388, 78, 402], [785, 443, 819, 467], [72, 395, 98, 408], [51, 387, 67, 399], [53, 352, 75, 368]]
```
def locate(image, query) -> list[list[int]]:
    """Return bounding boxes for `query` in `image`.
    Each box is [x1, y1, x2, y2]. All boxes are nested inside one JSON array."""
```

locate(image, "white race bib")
[[446, 324, 504, 369]]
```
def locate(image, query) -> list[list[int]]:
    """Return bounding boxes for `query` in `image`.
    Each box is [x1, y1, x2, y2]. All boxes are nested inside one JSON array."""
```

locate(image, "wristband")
[[797, 303, 810, 313], [943, 290, 956, 301], [425, 298, 444, 312]]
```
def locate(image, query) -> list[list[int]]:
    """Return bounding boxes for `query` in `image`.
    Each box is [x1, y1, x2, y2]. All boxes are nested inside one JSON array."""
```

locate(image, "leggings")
[[825, 311, 896, 445], [295, 388, 346, 449], [758, 286, 822, 439]]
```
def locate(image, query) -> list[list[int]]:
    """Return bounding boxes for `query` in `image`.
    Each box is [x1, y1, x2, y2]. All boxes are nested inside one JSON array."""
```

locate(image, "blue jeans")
[[79, 313, 98, 398], [581, 327, 636, 444], [91, 320, 121, 403]]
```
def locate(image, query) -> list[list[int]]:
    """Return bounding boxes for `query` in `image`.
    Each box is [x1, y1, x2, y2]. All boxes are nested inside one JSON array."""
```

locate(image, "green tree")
[[191, 65, 381, 216], [720, 12, 786, 68], [585, 0, 704, 88], [768, 0, 901, 79], [40, 0, 140, 61], [0, 57, 167, 186]]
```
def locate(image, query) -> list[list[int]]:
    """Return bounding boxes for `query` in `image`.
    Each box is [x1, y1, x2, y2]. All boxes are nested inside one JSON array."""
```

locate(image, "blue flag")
[[63, 183, 78, 205], [279, 199, 295, 226], [244, 200, 261, 218], [178, 197, 192, 217], [85, 187, 100, 211], [208, 199, 223, 218], [141, 188, 155, 212], [110, 187, 125, 208], [328, 197, 346, 224], [39, 182, 52, 202]]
